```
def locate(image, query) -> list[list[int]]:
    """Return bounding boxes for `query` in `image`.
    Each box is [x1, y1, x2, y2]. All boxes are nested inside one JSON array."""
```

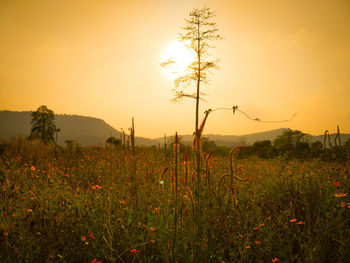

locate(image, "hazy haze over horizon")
[[1, 0, 349, 138]]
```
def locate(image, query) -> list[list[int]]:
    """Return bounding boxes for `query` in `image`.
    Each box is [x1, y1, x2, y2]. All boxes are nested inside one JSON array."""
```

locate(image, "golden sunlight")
[[160, 41, 196, 79]]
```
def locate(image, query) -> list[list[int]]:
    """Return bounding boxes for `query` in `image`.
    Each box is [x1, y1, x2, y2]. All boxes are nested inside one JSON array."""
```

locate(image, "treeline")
[[151, 129, 350, 161]]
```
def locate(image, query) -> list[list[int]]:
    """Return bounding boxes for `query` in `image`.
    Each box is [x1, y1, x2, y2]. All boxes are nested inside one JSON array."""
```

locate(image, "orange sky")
[[1, 0, 349, 138]]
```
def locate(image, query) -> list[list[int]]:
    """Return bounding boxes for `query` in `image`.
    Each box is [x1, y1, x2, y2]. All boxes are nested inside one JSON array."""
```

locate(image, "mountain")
[[156, 128, 350, 146], [0, 111, 156, 146], [1, 110, 349, 147]]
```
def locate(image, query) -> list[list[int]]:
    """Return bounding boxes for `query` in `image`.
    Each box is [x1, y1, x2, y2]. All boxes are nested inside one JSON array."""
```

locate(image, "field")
[[0, 138, 349, 262]]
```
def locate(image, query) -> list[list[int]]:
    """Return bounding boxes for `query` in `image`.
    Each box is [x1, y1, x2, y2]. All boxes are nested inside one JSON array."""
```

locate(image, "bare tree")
[[161, 7, 222, 262], [161, 6, 222, 186]]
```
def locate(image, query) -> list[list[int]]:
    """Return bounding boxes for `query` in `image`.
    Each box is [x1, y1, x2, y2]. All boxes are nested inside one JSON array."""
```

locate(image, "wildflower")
[[119, 200, 126, 205], [12, 213, 17, 217], [254, 240, 261, 244], [235, 145, 246, 149], [3, 232, 8, 236], [63, 173, 70, 177], [254, 226, 262, 231], [290, 219, 297, 222], [27, 209, 33, 213], [91, 259, 103, 263], [92, 185, 101, 190], [333, 182, 340, 186], [245, 246, 250, 249], [340, 202, 347, 208], [149, 227, 157, 231], [272, 258, 279, 262], [130, 249, 140, 253], [30, 166, 36, 171], [335, 193, 347, 198], [152, 206, 160, 213], [82, 233, 94, 241], [297, 221, 305, 225]]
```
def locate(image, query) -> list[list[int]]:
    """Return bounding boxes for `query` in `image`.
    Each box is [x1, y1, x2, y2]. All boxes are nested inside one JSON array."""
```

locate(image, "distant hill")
[[1, 110, 349, 147], [155, 128, 350, 146], [0, 111, 156, 146]]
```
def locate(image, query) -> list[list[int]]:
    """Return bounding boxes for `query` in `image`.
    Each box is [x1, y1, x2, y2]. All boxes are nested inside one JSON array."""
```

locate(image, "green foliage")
[[29, 105, 58, 144], [310, 141, 323, 157], [250, 140, 278, 159], [344, 138, 350, 149], [106, 136, 121, 147], [202, 137, 216, 153], [65, 140, 82, 156], [273, 129, 306, 155]]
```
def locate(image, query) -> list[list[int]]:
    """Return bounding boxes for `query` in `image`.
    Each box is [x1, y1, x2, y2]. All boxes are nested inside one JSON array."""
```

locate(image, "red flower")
[[130, 249, 140, 253], [91, 259, 103, 263], [297, 221, 305, 225], [333, 182, 340, 187], [235, 145, 246, 149]]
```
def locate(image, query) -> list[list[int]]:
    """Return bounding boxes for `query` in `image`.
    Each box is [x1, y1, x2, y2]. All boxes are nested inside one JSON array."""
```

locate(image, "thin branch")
[[209, 106, 297, 123]]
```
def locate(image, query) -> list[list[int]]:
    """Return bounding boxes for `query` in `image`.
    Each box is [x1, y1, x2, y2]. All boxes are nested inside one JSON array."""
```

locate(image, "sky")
[[1, 0, 349, 138]]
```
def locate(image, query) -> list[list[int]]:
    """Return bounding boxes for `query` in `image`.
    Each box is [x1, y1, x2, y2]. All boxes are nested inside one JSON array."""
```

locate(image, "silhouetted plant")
[[161, 9, 223, 260], [29, 105, 58, 144], [106, 136, 121, 147]]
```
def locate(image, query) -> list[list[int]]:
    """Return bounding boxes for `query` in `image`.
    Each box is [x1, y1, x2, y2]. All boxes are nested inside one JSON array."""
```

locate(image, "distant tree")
[[167, 135, 188, 154], [295, 141, 310, 158], [252, 140, 272, 149], [29, 105, 58, 144], [273, 129, 306, 155], [310, 141, 323, 157], [344, 138, 350, 150], [106, 136, 121, 147], [250, 140, 277, 159], [202, 137, 216, 153]]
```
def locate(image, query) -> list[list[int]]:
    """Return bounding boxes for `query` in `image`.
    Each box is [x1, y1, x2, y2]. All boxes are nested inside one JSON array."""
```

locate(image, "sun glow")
[[160, 41, 196, 79]]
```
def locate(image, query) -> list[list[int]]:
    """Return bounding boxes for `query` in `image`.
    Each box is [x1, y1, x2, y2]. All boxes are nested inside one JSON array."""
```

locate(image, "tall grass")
[[0, 138, 349, 262]]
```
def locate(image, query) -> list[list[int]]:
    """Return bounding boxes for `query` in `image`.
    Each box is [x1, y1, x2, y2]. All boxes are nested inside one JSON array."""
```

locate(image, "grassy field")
[[0, 138, 349, 262]]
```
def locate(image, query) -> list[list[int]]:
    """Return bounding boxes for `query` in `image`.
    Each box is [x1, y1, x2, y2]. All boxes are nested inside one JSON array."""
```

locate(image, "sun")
[[160, 41, 196, 79]]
